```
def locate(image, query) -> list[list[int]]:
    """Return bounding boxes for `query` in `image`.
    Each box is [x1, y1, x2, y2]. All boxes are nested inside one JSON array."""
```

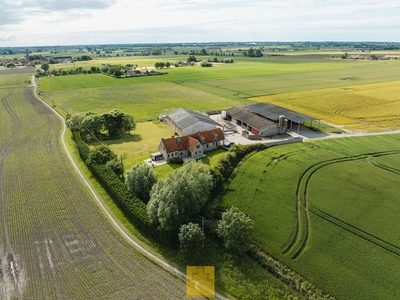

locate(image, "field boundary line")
[[31, 75, 228, 300], [310, 206, 400, 257]]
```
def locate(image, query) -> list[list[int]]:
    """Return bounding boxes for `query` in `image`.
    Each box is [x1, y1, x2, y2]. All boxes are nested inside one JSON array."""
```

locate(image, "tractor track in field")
[[283, 149, 400, 259], [0, 68, 222, 299], [0, 89, 23, 299]]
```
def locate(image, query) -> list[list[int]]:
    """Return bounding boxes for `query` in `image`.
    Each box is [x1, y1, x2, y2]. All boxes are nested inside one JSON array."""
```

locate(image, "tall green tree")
[[178, 223, 205, 253], [187, 55, 197, 63], [66, 113, 84, 131], [102, 109, 125, 137], [147, 161, 212, 232], [122, 114, 136, 134], [41, 63, 49, 72], [87, 145, 117, 165], [81, 113, 103, 140], [217, 206, 254, 251], [125, 164, 157, 203]]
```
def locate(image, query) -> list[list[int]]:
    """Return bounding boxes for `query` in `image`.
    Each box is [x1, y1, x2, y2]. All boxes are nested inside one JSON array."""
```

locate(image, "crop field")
[[39, 57, 400, 130], [252, 79, 400, 131], [41, 81, 248, 121], [221, 134, 400, 299], [0, 68, 187, 299]]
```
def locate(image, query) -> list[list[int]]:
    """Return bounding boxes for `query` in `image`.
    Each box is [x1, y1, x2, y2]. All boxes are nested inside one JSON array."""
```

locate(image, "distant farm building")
[[383, 55, 400, 59], [155, 128, 224, 162], [166, 108, 222, 136]]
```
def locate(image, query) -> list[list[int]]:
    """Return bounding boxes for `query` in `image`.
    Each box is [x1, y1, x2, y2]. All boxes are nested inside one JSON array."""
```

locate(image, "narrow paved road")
[[0, 68, 189, 299]]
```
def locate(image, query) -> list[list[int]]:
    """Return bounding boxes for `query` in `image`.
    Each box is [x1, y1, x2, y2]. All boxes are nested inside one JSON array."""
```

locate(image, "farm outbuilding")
[[225, 107, 279, 137], [244, 103, 319, 133], [166, 108, 222, 136]]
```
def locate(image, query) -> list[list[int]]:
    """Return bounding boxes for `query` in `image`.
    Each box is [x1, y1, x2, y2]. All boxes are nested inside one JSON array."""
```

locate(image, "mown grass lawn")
[[220, 134, 400, 300], [41, 80, 248, 121]]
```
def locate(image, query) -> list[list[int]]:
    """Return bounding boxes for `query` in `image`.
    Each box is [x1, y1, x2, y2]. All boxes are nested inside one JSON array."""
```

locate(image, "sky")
[[1, 0, 400, 47]]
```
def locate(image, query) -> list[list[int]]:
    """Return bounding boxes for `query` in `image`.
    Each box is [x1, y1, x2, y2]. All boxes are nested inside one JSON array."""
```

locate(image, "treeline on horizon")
[[2, 41, 400, 55]]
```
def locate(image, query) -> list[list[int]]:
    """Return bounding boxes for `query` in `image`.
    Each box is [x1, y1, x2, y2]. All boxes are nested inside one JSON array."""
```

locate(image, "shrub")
[[170, 157, 184, 164]]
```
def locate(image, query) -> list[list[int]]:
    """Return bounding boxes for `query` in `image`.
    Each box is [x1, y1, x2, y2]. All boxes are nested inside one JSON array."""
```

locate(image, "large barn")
[[244, 103, 319, 133], [166, 108, 222, 136], [225, 107, 279, 137]]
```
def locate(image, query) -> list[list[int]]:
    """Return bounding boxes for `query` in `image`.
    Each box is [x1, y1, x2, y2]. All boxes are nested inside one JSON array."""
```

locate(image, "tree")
[[81, 113, 103, 140], [255, 49, 263, 57], [200, 48, 208, 56], [87, 145, 117, 165], [179, 223, 205, 253], [125, 164, 157, 203], [106, 159, 124, 177], [41, 63, 49, 72], [217, 206, 254, 251], [200, 60, 212, 67], [102, 109, 125, 137], [121, 114, 136, 134], [113, 69, 123, 77], [66, 113, 84, 131], [187, 55, 197, 63], [147, 161, 212, 232], [165, 61, 171, 68]]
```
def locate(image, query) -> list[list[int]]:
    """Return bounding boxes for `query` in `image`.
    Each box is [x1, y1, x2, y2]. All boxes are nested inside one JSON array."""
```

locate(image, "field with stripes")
[[0, 68, 187, 299], [221, 134, 400, 299]]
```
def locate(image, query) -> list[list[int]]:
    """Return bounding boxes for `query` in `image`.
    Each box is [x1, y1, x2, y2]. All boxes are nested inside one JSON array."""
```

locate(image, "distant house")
[[383, 55, 400, 59], [226, 107, 279, 137], [157, 128, 224, 162], [348, 55, 364, 59], [53, 56, 73, 63], [166, 108, 222, 136], [126, 69, 143, 76]]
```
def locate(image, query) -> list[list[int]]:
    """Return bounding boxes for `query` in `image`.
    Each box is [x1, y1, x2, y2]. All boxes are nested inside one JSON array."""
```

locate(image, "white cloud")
[[0, 0, 399, 46]]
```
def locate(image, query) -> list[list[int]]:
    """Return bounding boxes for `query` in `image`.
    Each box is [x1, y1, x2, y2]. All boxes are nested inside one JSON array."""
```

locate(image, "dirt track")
[[0, 68, 187, 299]]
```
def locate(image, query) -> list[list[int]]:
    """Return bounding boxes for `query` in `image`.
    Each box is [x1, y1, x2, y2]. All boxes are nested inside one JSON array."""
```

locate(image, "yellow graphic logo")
[[186, 266, 215, 298]]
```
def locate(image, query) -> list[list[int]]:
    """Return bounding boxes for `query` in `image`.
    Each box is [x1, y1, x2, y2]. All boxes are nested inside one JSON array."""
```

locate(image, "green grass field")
[[41, 80, 248, 121], [220, 134, 400, 299], [39, 56, 400, 132]]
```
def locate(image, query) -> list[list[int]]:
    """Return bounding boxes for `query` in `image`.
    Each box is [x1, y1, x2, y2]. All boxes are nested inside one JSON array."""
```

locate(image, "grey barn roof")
[[167, 108, 220, 129], [244, 103, 317, 123], [226, 107, 276, 130]]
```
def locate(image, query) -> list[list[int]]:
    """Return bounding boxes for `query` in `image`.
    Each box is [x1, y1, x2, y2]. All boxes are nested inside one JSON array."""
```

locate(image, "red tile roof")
[[162, 136, 199, 153], [189, 128, 224, 144], [161, 128, 224, 153]]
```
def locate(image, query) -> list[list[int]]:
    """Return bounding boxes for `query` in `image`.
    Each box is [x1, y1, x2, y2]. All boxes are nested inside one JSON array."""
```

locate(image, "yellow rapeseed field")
[[252, 80, 400, 131]]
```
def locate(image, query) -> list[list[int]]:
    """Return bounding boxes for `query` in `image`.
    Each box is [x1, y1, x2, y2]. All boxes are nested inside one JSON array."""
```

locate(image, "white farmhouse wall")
[[259, 125, 279, 137]]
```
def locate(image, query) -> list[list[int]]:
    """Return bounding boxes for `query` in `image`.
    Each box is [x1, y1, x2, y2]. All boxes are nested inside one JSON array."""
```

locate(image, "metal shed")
[[244, 103, 320, 133]]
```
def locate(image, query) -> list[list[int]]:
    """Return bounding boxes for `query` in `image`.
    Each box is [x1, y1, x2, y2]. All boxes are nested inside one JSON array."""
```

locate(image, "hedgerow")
[[71, 130, 166, 242]]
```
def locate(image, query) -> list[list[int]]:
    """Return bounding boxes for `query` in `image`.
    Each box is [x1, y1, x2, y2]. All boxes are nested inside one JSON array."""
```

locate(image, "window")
[[206, 144, 209, 148], [196, 145, 200, 149]]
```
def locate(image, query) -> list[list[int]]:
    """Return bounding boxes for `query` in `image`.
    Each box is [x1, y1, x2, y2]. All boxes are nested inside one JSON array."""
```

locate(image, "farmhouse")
[[166, 108, 222, 136], [126, 69, 143, 76], [225, 107, 279, 137], [155, 128, 224, 162]]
